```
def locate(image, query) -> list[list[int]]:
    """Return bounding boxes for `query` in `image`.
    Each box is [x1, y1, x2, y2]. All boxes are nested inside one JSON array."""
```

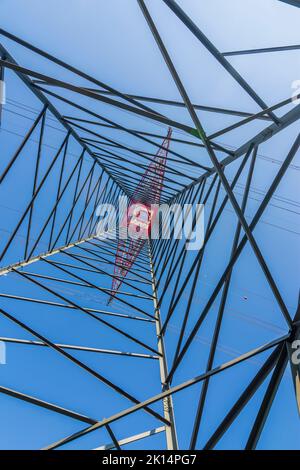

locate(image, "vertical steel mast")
[[149, 244, 178, 450], [108, 128, 172, 304]]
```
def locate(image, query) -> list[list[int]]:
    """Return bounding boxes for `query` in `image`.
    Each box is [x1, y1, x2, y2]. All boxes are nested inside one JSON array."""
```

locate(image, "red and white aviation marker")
[[108, 127, 172, 304]]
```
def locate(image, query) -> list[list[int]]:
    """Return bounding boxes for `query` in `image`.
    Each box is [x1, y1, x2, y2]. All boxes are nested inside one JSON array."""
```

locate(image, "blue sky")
[[0, 0, 299, 449]]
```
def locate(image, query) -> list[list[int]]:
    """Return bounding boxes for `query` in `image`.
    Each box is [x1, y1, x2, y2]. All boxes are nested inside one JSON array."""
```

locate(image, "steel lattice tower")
[[0, 0, 299, 450]]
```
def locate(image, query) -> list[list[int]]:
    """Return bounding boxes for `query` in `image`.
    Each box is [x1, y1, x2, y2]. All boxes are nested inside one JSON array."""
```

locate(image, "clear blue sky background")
[[0, 0, 299, 449]]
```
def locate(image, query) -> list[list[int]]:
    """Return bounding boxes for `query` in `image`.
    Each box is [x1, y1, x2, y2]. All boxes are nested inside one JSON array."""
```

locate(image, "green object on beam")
[[189, 127, 206, 142]]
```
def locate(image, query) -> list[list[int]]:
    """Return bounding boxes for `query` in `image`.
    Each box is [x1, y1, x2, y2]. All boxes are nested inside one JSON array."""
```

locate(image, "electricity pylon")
[[108, 128, 172, 304], [0, 0, 299, 450]]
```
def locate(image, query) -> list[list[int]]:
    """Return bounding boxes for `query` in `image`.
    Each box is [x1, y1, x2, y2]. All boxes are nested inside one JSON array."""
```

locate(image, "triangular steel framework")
[[0, 0, 299, 450]]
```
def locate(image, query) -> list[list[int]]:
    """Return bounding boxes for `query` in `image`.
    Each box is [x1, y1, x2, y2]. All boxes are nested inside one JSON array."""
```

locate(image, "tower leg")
[[149, 242, 178, 450]]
